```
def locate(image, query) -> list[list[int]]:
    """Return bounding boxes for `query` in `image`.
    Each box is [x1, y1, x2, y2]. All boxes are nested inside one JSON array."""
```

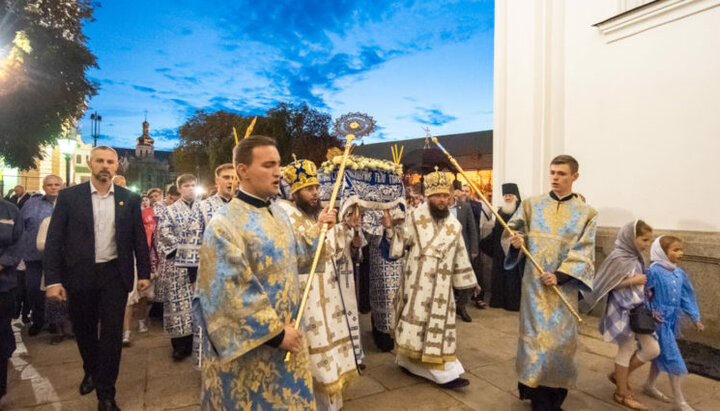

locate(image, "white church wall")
[[494, 0, 720, 231]]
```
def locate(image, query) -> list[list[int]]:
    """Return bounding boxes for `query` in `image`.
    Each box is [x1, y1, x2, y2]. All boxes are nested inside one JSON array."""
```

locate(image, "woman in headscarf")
[[580, 220, 659, 410]]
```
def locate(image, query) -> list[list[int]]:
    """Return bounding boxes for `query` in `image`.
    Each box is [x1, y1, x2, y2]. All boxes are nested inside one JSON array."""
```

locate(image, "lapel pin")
[[119, 201, 124, 206]]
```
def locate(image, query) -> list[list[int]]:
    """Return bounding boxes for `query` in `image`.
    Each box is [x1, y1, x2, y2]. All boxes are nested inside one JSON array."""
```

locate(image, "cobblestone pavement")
[[4, 307, 719, 410]]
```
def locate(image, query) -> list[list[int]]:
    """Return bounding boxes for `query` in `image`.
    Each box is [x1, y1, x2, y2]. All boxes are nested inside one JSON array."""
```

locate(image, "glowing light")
[[0, 31, 31, 89], [13, 31, 31, 54], [57, 138, 77, 155], [194, 186, 205, 197], [129, 185, 139, 193]]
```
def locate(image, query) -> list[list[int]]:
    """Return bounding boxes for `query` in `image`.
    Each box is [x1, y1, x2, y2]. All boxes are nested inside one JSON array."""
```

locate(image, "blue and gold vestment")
[[196, 197, 316, 410], [505, 193, 597, 389]]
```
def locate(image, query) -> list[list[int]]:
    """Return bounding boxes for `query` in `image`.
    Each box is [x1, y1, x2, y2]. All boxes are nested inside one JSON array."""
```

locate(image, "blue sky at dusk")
[[78, 0, 494, 150]]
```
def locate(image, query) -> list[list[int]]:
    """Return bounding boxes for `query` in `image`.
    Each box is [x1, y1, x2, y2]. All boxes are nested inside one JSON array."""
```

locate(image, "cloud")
[[208, 0, 486, 109], [170, 98, 191, 107], [181, 28, 193, 36], [399, 107, 458, 126], [132, 85, 157, 93], [182, 76, 199, 85], [155, 68, 172, 73], [150, 128, 180, 146]]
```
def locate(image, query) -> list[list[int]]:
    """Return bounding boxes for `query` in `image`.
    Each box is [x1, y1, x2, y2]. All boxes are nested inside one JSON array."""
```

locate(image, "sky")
[[78, 0, 494, 150]]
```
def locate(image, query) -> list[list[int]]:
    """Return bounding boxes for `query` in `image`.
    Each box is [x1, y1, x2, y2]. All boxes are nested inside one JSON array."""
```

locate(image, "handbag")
[[629, 301, 656, 334]]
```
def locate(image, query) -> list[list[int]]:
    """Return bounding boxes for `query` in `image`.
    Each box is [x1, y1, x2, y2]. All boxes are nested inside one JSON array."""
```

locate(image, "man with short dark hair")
[[196, 136, 316, 409], [176, 164, 235, 368], [165, 185, 180, 205], [506, 154, 597, 411], [157, 173, 197, 361], [177, 164, 235, 270], [44, 146, 150, 411]]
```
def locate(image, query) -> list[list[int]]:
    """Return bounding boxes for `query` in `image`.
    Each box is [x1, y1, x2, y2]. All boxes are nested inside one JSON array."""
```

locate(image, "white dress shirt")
[[90, 181, 118, 263]]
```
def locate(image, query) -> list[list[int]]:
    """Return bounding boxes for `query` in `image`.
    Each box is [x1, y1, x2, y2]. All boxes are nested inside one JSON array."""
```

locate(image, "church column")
[[493, 0, 566, 200]]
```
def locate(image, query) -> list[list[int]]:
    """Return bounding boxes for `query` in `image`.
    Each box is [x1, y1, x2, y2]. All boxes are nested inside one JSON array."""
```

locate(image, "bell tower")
[[135, 114, 155, 158]]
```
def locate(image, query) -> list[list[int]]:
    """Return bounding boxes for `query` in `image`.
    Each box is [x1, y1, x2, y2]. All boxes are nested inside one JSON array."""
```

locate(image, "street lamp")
[[57, 137, 77, 186], [90, 112, 102, 147]]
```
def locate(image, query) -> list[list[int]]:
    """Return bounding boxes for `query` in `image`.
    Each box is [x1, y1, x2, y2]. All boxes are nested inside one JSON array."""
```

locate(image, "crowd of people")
[[0, 138, 705, 411]]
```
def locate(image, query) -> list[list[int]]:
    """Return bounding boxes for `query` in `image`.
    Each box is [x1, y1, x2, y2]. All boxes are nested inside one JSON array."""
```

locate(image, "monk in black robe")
[[480, 183, 524, 311]]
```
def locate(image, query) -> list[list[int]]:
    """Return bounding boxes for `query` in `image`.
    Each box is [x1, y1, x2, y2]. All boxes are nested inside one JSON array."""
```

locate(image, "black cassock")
[[480, 207, 524, 311]]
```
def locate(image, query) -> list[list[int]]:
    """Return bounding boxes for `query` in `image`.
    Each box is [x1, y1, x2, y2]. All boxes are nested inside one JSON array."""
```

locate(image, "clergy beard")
[[296, 195, 322, 218], [500, 200, 517, 215], [428, 202, 450, 220]]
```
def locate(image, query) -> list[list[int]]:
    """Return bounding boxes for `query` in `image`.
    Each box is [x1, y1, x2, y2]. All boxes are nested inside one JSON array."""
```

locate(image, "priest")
[[381, 167, 477, 389], [278, 158, 364, 411]]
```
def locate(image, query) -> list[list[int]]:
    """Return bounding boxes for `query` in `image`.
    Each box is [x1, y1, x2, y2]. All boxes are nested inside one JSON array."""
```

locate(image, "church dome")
[[137, 120, 154, 146]]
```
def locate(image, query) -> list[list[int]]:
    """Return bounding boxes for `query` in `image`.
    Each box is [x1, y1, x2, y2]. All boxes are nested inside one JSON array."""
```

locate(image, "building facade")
[[0, 132, 92, 195], [494, 0, 720, 347], [115, 120, 176, 193]]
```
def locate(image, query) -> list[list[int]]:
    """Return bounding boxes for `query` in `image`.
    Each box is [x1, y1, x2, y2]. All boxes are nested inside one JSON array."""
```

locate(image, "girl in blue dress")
[[643, 236, 704, 411]]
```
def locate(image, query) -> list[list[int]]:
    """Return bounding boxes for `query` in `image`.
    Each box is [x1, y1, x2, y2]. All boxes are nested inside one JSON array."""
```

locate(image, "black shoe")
[[28, 323, 43, 336], [98, 399, 121, 411], [48, 324, 58, 334], [473, 299, 487, 309], [21, 314, 31, 324], [438, 377, 470, 389], [457, 308, 472, 323], [372, 327, 395, 352], [79, 374, 95, 396], [172, 350, 190, 362]]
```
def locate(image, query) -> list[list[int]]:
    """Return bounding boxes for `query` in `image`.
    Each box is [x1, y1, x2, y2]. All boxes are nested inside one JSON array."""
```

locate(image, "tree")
[[172, 104, 341, 184], [266, 103, 341, 165], [0, 0, 98, 169]]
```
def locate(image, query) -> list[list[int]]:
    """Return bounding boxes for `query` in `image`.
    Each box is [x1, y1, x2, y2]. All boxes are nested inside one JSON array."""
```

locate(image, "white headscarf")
[[650, 235, 677, 271]]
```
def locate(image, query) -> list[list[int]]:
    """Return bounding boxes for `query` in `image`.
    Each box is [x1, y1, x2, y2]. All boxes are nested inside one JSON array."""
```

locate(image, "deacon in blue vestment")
[[196, 136, 316, 410], [505, 155, 597, 411]]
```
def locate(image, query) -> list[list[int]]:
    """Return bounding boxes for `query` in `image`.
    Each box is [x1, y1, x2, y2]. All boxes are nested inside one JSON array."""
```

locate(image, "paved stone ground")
[[3, 307, 719, 410]]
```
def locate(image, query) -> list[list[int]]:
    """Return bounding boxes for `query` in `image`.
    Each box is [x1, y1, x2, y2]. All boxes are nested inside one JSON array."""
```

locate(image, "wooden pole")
[[285, 134, 357, 361], [430, 137, 582, 323]]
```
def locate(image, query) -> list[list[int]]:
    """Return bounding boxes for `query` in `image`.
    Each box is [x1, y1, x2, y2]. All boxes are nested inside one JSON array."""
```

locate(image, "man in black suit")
[[44, 146, 150, 411]]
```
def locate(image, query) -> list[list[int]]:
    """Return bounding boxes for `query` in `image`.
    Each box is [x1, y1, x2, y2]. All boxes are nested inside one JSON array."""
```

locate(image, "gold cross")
[[305, 316, 323, 337], [446, 333, 456, 346], [415, 214, 434, 231], [427, 325, 444, 338], [435, 294, 448, 307], [316, 352, 333, 372], [338, 342, 352, 358]]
